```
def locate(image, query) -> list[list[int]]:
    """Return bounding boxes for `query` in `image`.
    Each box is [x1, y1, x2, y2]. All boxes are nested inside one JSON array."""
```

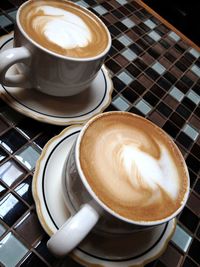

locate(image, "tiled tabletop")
[[0, 0, 199, 267]]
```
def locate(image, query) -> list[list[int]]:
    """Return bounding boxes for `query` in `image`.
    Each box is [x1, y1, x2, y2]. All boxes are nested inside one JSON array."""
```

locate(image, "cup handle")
[[47, 203, 99, 257], [0, 47, 31, 87]]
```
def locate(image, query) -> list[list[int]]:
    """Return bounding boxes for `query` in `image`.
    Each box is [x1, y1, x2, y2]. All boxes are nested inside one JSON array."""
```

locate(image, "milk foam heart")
[[79, 112, 189, 222], [20, 0, 109, 58]]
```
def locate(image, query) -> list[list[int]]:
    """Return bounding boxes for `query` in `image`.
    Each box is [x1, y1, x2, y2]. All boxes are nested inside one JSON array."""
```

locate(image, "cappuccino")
[[19, 0, 109, 58], [79, 112, 189, 222]]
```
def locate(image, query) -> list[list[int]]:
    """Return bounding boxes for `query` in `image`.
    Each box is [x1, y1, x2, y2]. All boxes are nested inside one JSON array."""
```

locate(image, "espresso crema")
[[79, 112, 189, 222], [19, 0, 109, 58]]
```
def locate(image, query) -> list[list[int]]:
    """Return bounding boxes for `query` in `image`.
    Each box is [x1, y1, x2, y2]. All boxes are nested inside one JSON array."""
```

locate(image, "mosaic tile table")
[[0, 0, 199, 267]]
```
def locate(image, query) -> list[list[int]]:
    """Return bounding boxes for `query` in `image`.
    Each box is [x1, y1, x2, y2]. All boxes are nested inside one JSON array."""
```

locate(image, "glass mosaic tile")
[[0, 147, 8, 163], [14, 175, 33, 205], [182, 124, 199, 141], [122, 48, 137, 61], [191, 65, 200, 78], [15, 211, 44, 246], [117, 34, 132, 46], [35, 236, 57, 264], [15, 144, 41, 171], [76, 0, 89, 8], [187, 90, 200, 105], [0, 15, 13, 28], [93, 5, 108, 15], [121, 17, 135, 28], [135, 99, 152, 115], [1, 106, 24, 125], [0, 159, 26, 187], [182, 257, 199, 267], [0, 183, 7, 198], [117, 70, 134, 85], [19, 252, 49, 267], [0, 193, 28, 226], [188, 239, 200, 265], [179, 207, 199, 232], [0, 223, 6, 237], [168, 31, 180, 42], [171, 224, 192, 252], [0, 232, 28, 267], [0, 129, 27, 154], [16, 119, 43, 139], [189, 48, 200, 59], [8, 10, 17, 21], [148, 30, 161, 41], [0, 118, 9, 134], [170, 86, 185, 102], [152, 62, 166, 75], [112, 96, 130, 111], [144, 19, 156, 29], [116, 0, 128, 5]]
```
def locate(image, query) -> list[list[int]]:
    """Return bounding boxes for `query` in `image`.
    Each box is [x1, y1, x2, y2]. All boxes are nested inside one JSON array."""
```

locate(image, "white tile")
[[122, 48, 137, 61], [122, 18, 135, 28], [112, 96, 130, 111], [144, 19, 156, 29], [118, 35, 133, 46], [116, 0, 128, 5], [76, 1, 89, 8], [93, 5, 108, 15], [191, 65, 200, 77], [189, 48, 200, 59], [135, 99, 152, 115], [187, 90, 200, 105], [169, 86, 184, 102], [168, 31, 180, 42], [171, 225, 192, 252], [152, 62, 166, 75], [117, 71, 134, 85], [182, 124, 199, 141], [148, 31, 161, 41]]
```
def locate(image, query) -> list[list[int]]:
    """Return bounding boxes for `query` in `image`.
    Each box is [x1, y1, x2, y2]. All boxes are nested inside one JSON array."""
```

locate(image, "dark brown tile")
[[126, 29, 139, 42], [170, 66, 183, 79], [185, 70, 199, 82], [138, 73, 154, 89], [159, 57, 172, 69], [141, 53, 155, 66], [114, 54, 129, 67], [15, 211, 44, 246], [104, 13, 117, 24], [187, 192, 200, 217], [148, 111, 166, 127], [160, 244, 183, 267], [163, 95, 179, 109], [189, 115, 200, 131], [0, 118, 9, 134]]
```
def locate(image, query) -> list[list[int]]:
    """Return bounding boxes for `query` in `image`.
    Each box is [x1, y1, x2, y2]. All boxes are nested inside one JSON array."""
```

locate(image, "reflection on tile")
[[0, 223, 6, 237], [15, 211, 44, 246], [16, 118, 43, 139], [1, 107, 24, 125], [182, 124, 199, 141], [189, 48, 200, 59], [187, 90, 200, 105], [93, 5, 108, 15], [121, 18, 135, 28], [0, 129, 27, 153], [0, 159, 25, 187], [171, 224, 192, 252], [170, 86, 185, 102], [35, 236, 57, 264], [0, 183, 7, 198], [168, 31, 180, 42], [19, 252, 49, 267], [0, 147, 8, 163], [122, 48, 137, 61], [112, 96, 130, 111], [0, 118, 9, 134], [0, 193, 28, 226], [15, 144, 41, 170], [117, 70, 134, 85], [0, 232, 28, 267], [14, 175, 34, 205], [144, 19, 156, 29], [135, 99, 152, 115]]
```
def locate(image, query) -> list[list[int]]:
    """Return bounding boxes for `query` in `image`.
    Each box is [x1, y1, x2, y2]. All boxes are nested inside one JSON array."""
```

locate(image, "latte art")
[[20, 0, 109, 58], [80, 112, 189, 222]]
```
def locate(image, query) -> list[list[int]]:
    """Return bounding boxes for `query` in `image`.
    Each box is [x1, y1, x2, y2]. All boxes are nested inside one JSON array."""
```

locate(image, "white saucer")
[[0, 33, 113, 125], [33, 126, 176, 267]]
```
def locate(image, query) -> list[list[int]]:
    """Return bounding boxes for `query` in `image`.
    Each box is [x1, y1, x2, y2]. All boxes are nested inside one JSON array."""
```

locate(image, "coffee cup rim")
[[16, 0, 112, 61], [75, 111, 190, 226]]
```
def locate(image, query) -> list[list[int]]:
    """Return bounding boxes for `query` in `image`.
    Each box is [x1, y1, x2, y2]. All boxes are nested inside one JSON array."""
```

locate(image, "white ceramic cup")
[[0, 0, 111, 97], [47, 111, 190, 257]]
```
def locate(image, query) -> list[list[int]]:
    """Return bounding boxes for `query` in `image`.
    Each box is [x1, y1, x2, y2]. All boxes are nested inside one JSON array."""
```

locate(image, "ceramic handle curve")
[[0, 47, 31, 87], [47, 204, 99, 257]]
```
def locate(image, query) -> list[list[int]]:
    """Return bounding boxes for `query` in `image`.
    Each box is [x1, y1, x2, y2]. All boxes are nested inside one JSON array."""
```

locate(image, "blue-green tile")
[[117, 71, 134, 85], [187, 90, 200, 105], [122, 18, 135, 28], [118, 35, 132, 46], [93, 5, 108, 15], [0, 223, 6, 237], [189, 48, 200, 59], [191, 65, 200, 77], [116, 0, 128, 5], [171, 224, 192, 252], [0, 15, 13, 28], [15, 144, 41, 171], [182, 124, 199, 141], [144, 19, 156, 29], [122, 48, 137, 61], [135, 99, 152, 115], [0, 232, 28, 267], [170, 86, 184, 102], [148, 30, 161, 41], [169, 31, 180, 42], [152, 62, 166, 75], [112, 96, 130, 111]]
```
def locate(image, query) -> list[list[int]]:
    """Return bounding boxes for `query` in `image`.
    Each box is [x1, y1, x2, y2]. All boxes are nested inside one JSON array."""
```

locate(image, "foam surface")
[[80, 113, 188, 222]]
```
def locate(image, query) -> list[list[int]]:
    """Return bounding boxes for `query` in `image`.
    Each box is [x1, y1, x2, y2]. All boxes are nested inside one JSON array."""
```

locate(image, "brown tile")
[[104, 13, 117, 24], [175, 142, 188, 158], [109, 0, 120, 8], [15, 211, 44, 246], [153, 43, 166, 55], [0, 118, 9, 134], [148, 111, 166, 127], [169, 47, 182, 58], [170, 66, 183, 78], [126, 29, 139, 41], [185, 70, 199, 82], [187, 192, 200, 216], [189, 115, 200, 131], [164, 95, 179, 109], [129, 14, 141, 25], [159, 57, 172, 69], [159, 244, 184, 267], [138, 73, 154, 88], [114, 54, 129, 67], [141, 53, 155, 66], [178, 40, 189, 50]]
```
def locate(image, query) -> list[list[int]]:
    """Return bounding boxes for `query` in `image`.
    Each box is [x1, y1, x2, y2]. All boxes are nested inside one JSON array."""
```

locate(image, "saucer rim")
[[32, 125, 176, 267], [0, 32, 113, 126]]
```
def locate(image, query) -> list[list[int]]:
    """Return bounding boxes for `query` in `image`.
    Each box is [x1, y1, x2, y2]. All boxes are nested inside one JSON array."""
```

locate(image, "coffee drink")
[[79, 112, 189, 222], [19, 0, 109, 58]]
